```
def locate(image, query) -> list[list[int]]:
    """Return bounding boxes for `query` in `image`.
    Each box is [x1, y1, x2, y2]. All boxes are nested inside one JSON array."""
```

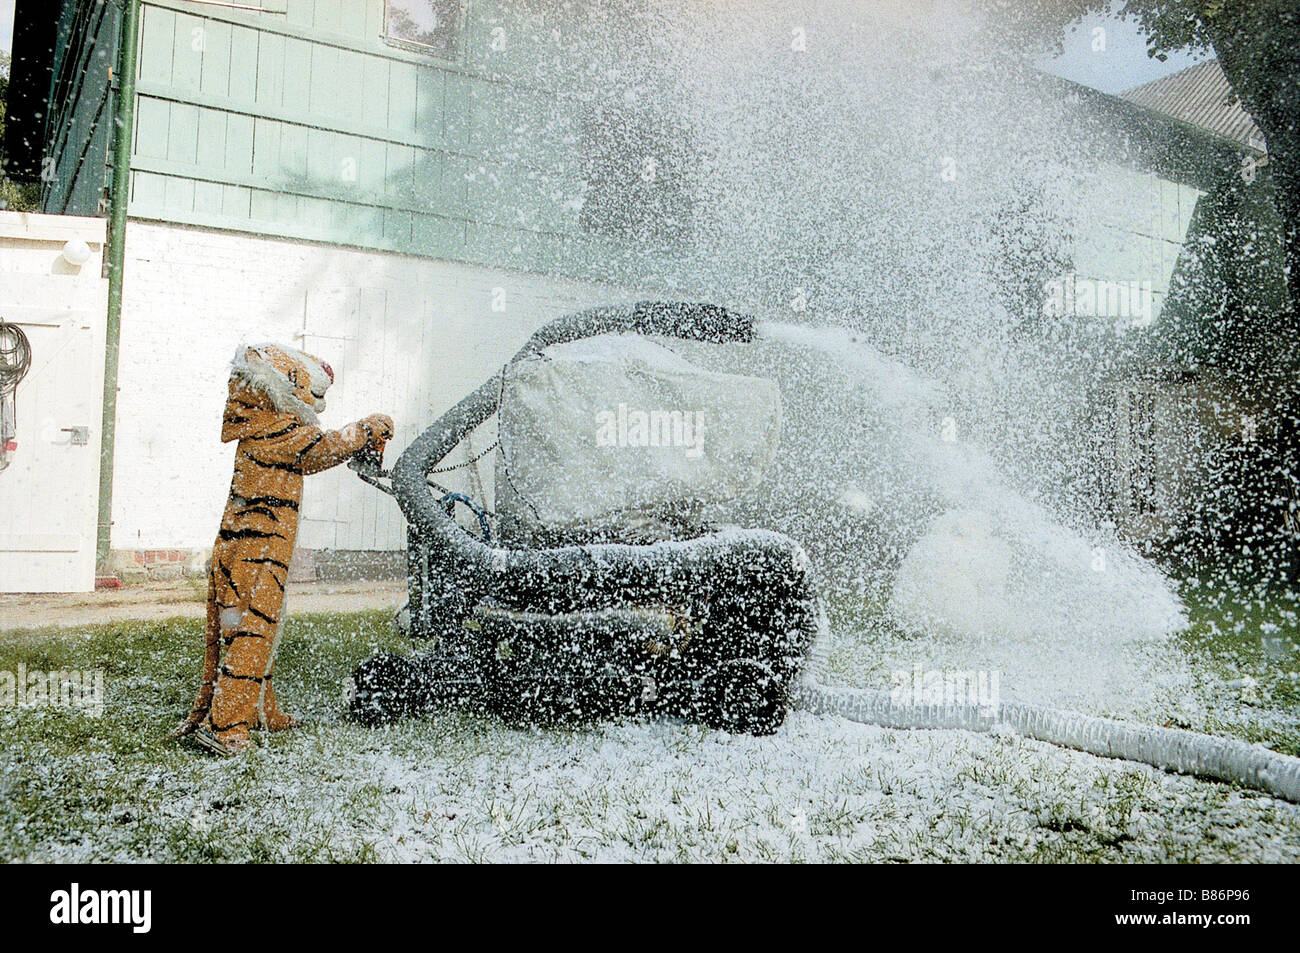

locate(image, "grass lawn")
[[0, 591, 1298, 862], [1175, 574, 1300, 757]]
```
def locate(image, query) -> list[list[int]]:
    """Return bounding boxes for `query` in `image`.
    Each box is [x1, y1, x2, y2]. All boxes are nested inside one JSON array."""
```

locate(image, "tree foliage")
[[0, 51, 41, 213], [982, 0, 1300, 313]]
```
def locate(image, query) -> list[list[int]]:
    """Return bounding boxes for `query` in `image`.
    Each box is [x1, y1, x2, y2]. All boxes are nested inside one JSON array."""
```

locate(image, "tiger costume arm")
[[252, 415, 395, 475]]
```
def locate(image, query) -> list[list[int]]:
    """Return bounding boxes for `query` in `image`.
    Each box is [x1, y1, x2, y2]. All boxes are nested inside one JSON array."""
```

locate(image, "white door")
[[0, 278, 106, 593]]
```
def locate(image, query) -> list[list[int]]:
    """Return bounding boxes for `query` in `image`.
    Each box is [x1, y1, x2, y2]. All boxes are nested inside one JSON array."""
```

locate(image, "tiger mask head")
[[230, 344, 335, 426]]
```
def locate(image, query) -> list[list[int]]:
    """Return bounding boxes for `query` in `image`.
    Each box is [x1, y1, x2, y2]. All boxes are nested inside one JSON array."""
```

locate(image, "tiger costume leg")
[[257, 601, 301, 731], [173, 561, 299, 737], [260, 672, 301, 731], [192, 557, 286, 754]]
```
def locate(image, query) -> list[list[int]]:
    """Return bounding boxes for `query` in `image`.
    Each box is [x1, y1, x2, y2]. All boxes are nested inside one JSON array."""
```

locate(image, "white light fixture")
[[60, 239, 93, 267]]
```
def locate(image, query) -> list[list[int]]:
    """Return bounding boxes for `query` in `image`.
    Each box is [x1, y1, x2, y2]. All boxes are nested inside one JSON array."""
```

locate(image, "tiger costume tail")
[[171, 587, 222, 737]]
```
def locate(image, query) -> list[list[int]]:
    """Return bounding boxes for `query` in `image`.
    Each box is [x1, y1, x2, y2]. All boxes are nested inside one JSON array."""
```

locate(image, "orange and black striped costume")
[[175, 344, 393, 755]]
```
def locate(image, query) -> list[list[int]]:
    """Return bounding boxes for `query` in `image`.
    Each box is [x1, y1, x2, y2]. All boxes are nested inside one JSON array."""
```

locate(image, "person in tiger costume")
[[174, 343, 394, 755]]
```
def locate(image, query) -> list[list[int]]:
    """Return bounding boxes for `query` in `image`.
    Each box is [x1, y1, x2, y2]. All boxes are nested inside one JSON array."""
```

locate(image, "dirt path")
[[0, 580, 406, 633]]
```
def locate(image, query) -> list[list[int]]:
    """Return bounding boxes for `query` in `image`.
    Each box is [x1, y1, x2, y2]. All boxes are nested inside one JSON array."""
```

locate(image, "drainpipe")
[[96, 0, 141, 569]]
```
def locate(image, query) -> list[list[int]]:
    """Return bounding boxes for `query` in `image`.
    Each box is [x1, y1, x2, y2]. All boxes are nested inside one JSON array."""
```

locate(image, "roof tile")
[[1121, 59, 1266, 153]]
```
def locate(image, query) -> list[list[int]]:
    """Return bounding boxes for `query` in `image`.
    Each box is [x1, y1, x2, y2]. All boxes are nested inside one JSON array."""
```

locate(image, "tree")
[[982, 0, 1300, 315], [0, 51, 41, 213]]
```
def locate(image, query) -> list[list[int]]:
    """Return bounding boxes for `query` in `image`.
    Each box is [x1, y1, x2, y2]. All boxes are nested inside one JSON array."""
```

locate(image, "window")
[[385, 0, 462, 61], [579, 106, 696, 245]]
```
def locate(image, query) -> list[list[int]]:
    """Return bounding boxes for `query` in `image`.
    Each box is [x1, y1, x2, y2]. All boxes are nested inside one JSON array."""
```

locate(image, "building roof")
[[1036, 70, 1246, 192], [1121, 59, 1267, 155]]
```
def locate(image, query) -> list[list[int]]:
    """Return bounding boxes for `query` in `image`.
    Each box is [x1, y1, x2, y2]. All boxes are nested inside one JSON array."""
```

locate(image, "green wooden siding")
[[41, 0, 121, 216], [124, 0, 671, 283]]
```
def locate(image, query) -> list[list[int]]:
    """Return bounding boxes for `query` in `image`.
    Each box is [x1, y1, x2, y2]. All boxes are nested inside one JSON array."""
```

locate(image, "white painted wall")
[[112, 220, 649, 551], [1072, 162, 1203, 322]]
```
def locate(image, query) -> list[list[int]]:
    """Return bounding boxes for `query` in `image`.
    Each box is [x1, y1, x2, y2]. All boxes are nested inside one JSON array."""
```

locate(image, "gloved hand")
[[361, 414, 394, 448]]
